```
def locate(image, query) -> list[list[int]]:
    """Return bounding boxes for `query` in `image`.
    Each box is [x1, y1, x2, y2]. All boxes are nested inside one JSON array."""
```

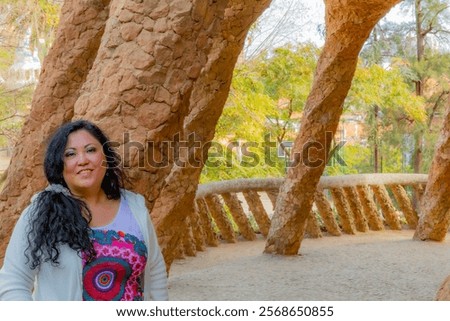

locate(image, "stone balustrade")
[[181, 173, 428, 252]]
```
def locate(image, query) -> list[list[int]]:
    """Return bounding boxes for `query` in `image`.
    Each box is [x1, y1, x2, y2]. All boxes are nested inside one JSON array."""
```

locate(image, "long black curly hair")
[[26, 120, 124, 269]]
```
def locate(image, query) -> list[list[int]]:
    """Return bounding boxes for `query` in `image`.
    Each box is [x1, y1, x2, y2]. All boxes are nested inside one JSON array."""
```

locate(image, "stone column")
[[191, 202, 207, 251], [264, 0, 401, 254], [204, 195, 236, 243], [356, 185, 384, 231], [196, 198, 219, 247], [221, 192, 256, 241], [415, 95, 450, 241], [180, 216, 197, 257], [305, 211, 323, 238], [0, 0, 112, 260], [266, 189, 279, 209], [330, 188, 356, 235], [242, 190, 271, 237], [314, 190, 341, 236], [371, 185, 402, 230], [388, 184, 418, 229], [343, 186, 369, 232]]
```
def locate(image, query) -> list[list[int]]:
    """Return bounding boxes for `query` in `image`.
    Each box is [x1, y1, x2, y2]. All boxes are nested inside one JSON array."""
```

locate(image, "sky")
[[296, 0, 417, 43], [247, 0, 416, 54]]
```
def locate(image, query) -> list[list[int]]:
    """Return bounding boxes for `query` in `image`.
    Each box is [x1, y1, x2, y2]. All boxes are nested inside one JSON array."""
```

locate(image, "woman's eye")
[[87, 147, 97, 153], [64, 151, 75, 158]]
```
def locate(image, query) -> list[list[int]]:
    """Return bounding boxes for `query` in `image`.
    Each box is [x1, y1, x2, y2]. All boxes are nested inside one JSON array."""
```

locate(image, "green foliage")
[[215, 63, 276, 142], [0, 85, 33, 147], [361, 0, 450, 173], [345, 61, 429, 173], [202, 44, 319, 183], [348, 63, 426, 124], [0, 49, 15, 71], [325, 145, 373, 175], [0, 1, 61, 149], [37, 0, 61, 29], [200, 141, 286, 183], [202, 36, 434, 182]]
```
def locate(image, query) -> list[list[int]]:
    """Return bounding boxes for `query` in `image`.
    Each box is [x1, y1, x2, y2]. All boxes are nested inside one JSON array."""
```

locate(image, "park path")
[[168, 230, 450, 300]]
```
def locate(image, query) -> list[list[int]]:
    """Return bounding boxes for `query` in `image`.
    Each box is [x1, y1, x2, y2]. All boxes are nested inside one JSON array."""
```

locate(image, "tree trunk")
[[413, 0, 425, 174], [414, 94, 450, 241], [0, 0, 271, 268], [264, 0, 401, 255], [374, 104, 379, 173]]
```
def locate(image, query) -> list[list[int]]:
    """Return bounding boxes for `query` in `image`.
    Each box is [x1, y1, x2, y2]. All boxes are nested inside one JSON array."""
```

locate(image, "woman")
[[0, 120, 168, 300]]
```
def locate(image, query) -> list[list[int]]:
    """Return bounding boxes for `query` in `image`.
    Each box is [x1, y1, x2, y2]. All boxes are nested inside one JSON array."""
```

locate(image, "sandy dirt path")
[[168, 230, 450, 301]]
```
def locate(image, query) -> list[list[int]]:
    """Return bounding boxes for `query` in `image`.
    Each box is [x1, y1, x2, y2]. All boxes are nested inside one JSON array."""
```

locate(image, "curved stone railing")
[[186, 173, 428, 249]]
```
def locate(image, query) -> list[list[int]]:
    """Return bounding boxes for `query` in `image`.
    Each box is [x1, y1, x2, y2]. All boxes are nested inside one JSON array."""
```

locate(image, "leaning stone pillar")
[[388, 184, 418, 229], [264, 0, 401, 255], [305, 211, 323, 238], [242, 190, 271, 237], [266, 189, 279, 209], [204, 195, 236, 243], [436, 275, 450, 300], [181, 217, 197, 257], [343, 186, 369, 232], [191, 202, 207, 251], [196, 198, 219, 247], [415, 95, 450, 240], [413, 183, 425, 205], [314, 191, 341, 236], [371, 185, 402, 230], [330, 188, 356, 235], [356, 185, 384, 231], [221, 192, 256, 241]]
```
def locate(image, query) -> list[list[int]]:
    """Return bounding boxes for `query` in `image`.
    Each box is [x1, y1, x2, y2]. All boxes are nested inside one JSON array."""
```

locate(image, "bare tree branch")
[[427, 91, 449, 128]]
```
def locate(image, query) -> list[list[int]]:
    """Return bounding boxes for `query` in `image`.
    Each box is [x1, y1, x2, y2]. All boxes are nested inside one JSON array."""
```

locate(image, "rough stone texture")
[[305, 211, 322, 238], [415, 95, 450, 241], [221, 192, 256, 241], [414, 184, 425, 203], [371, 185, 402, 230], [180, 216, 197, 258], [356, 185, 384, 231], [204, 195, 236, 243], [264, 0, 401, 255], [314, 191, 341, 236], [0, 0, 271, 268], [0, 0, 111, 261], [196, 199, 219, 247], [242, 191, 271, 237], [436, 275, 450, 300], [144, 0, 272, 268], [388, 184, 418, 229], [330, 188, 356, 235], [189, 202, 207, 252], [343, 186, 369, 232], [266, 190, 279, 208]]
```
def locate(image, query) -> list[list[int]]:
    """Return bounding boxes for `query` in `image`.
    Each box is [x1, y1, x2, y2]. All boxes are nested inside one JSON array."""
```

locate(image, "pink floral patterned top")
[[82, 197, 148, 301]]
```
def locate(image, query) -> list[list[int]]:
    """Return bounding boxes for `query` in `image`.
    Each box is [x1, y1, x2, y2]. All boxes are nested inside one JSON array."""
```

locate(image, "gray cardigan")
[[0, 189, 168, 300]]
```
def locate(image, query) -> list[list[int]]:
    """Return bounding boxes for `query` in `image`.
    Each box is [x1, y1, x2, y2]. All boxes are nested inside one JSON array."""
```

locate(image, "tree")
[[360, 0, 450, 174], [203, 43, 319, 182], [345, 63, 426, 173], [411, 0, 450, 173], [264, 0, 401, 255], [0, 0, 61, 150], [0, 86, 33, 152], [242, 0, 309, 61]]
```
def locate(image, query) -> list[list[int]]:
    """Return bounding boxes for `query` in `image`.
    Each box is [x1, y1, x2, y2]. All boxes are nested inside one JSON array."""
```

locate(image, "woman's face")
[[62, 129, 106, 197]]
